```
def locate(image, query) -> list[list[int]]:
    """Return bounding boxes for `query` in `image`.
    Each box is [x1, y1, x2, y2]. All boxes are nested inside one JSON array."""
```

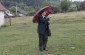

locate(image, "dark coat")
[[37, 15, 50, 35]]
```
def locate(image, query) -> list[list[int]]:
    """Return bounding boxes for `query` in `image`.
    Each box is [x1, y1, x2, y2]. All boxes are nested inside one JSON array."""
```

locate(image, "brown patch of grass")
[[5, 11, 85, 25]]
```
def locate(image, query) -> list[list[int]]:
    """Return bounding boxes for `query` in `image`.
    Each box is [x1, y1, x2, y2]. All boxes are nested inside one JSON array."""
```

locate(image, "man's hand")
[[46, 16, 51, 21], [46, 18, 50, 21]]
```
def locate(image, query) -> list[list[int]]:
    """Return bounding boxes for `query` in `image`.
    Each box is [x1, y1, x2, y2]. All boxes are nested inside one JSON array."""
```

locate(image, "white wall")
[[0, 11, 4, 26]]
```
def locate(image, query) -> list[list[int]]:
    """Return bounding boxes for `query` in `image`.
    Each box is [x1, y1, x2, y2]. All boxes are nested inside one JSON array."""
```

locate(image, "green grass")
[[0, 12, 85, 55]]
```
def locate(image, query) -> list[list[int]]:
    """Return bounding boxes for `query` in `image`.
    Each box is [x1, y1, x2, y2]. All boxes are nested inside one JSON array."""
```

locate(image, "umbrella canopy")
[[33, 6, 53, 23]]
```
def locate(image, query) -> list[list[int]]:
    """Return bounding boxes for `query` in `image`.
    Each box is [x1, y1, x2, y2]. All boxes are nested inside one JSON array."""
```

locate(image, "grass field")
[[0, 11, 85, 55]]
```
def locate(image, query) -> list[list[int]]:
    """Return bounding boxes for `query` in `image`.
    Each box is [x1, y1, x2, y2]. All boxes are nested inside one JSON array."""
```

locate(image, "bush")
[[68, 7, 77, 12], [52, 6, 62, 13], [80, 1, 85, 10], [41, 1, 51, 7], [9, 6, 16, 12], [61, 0, 70, 12]]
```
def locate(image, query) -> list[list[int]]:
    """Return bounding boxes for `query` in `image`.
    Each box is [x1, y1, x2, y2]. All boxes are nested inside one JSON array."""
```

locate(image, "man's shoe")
[[39, 49, 43, 52], [39, 47, 43, 52], [43, 48, 48, 51]]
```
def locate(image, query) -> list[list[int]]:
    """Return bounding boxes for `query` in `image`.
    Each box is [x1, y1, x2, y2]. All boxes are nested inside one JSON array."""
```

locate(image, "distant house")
[[5, 7, 28, 17], [70, 4, 77, 8], [69, 4, 77, 11], [0, 3, 6, 26], [17, 7, 28, 16]]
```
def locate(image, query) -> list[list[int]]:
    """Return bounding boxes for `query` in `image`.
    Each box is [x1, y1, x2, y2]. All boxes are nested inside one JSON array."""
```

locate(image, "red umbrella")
[[33, 6, 53, 23]]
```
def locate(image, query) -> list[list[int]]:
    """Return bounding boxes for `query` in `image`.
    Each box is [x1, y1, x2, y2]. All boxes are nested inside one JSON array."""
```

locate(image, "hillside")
[[0, 11, 85, 55], [1, 0, 45, 8]]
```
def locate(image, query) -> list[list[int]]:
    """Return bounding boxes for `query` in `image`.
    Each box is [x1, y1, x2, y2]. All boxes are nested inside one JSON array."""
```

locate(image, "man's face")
[[42, 11, 47, 16]]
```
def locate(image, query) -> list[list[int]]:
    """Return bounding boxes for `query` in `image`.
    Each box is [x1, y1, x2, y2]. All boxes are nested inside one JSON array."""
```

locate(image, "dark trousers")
[[38, 34, 48, 50]]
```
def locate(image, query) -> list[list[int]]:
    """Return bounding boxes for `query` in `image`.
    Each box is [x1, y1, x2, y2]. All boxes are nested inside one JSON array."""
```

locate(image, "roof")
[[0, 3, 6, 11], [17, 7, 28, 15]]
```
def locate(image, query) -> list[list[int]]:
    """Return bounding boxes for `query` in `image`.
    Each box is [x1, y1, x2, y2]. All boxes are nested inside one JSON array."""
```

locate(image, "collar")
[[42, 15, 45, 18]]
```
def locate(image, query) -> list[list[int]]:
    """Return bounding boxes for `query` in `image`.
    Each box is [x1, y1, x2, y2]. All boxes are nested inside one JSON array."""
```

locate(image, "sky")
[[72, 0, 85, 1]]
